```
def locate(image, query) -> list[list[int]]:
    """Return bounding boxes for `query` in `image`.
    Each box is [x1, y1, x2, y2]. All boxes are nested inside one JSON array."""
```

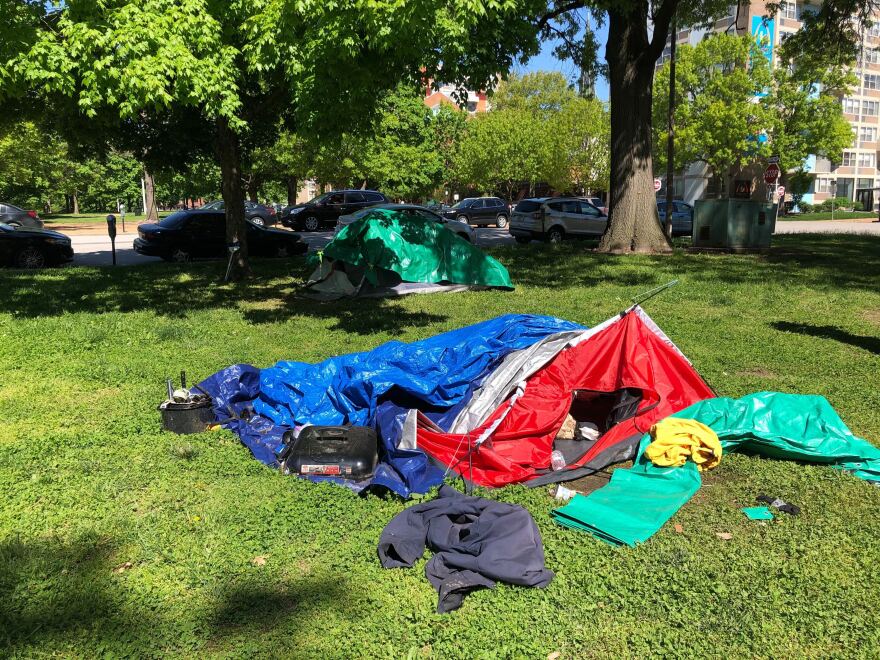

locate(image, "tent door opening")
[[552, 388, 644, 466]]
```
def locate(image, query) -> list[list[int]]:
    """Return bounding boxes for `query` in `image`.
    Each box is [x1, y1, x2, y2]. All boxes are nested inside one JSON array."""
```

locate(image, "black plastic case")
[[279, 425, 378, 479]]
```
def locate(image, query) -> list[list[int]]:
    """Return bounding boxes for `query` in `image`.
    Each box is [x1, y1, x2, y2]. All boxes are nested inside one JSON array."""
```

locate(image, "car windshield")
[[201, 201, 223, 210], [157, 211, 190, 228], [308, 192, 332, 205], [451, 199, 473, 209]]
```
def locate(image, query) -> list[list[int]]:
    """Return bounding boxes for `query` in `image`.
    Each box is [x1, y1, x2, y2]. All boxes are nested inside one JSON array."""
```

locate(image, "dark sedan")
[[0, 222, 73, 268], [0, 202, 45, 229], [133, 209, 307, 262]]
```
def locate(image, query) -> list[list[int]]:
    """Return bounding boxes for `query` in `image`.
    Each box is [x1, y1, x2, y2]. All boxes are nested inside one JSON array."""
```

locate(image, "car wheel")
[[547, 227, 565, 243], [16, 246, 46, 268], [170, 248, 191, 263], [456, 215, 469, 225], [496, 214, 508, 229], [515, 236, 530, 244], [303, 215, 320, 232], [250, 216, 265, 227], [457, 232, 471, 243]]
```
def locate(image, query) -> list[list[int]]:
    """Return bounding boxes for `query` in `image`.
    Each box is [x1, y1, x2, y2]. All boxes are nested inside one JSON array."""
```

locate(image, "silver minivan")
[[509, 197, 608, 243]]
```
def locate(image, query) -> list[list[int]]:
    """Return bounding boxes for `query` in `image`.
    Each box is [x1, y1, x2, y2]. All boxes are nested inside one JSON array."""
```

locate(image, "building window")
[[842, 151, 857, 166], [843, 97, 860, 114], [466, 101, 478, 113], [781, 2, 797, 19], [864, 74, 880, 89], [864, 100, 880, 115], [816, 178, 833, 193], [863, 48, 880, 64], [858, 152, 876, 168], [836, 177, 854, 199], [869, 22, 880, 38], [861, 126, 878, 142]]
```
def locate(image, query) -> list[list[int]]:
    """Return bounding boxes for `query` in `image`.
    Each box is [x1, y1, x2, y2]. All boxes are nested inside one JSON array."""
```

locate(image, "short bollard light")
[[106, 214, 117, 265]]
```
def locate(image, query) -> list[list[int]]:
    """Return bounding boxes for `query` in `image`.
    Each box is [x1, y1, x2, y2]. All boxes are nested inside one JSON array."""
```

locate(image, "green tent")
[[305, 209, 513, 298], [552, 392, 880, 546]]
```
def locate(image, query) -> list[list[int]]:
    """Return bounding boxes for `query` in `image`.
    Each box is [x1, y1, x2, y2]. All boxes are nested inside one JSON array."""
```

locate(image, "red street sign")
[[654, 178, 662, 192], [764, 163, 780, 184]]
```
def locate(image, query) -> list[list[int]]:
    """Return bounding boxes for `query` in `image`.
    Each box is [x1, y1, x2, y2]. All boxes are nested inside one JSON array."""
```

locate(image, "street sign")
[[777, 185, 786, 196], [767, 155, 780, 164], [764, 163, 780, 184], [654, 178, 662, 192]]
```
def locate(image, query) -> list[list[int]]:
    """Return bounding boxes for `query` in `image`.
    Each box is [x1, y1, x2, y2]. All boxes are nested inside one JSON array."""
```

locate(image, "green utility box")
[[692, 199, 776, 250]]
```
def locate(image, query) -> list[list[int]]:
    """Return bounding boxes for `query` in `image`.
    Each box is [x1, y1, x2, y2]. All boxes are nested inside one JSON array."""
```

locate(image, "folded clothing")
[[645, 417, 722, 471], [378, 485, 553, 613]]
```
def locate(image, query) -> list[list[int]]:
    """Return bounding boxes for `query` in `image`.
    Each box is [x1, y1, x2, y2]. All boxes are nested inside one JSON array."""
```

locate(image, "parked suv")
[[656, 200, 694, 237], [509, 197, 608, 243], [200, 200, 276, 226], [281, 190, 389, 231], [442, 197, 509, 228]]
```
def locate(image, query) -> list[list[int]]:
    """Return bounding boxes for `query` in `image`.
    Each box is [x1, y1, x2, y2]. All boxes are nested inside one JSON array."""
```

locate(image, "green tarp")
[[309, 209, 513, 290], [552, 392, 880, 547]]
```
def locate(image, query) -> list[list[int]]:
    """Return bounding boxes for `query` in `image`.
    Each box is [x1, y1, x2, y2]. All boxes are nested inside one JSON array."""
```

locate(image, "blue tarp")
[[199, 314, 584, 497]]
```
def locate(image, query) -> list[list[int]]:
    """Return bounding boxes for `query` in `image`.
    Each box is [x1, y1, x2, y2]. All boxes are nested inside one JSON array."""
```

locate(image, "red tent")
[[415, 307, 715, 487]]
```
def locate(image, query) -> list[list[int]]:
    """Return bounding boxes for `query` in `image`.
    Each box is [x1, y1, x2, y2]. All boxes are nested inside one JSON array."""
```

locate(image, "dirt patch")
[[737, 367, 778, 379], [863, 309, 880, 327]]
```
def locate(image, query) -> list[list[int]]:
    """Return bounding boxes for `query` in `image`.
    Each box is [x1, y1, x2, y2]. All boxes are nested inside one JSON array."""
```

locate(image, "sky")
[[516, 21, 611, 101]]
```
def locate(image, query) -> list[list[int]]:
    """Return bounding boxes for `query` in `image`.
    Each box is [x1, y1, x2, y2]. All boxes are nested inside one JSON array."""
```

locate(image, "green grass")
[[1, 235, 879, 657], [782, 211, 877, 221], [42, 212, 172, 225]]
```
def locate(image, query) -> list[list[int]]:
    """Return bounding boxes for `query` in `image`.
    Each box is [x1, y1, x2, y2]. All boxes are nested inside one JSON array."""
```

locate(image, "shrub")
[[798, 202, 814, 213]]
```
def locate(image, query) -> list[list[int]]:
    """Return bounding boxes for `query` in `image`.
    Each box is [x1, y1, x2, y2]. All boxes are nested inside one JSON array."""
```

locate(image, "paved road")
[[71, 233, 161, 267], [69, 221, 879, 267]]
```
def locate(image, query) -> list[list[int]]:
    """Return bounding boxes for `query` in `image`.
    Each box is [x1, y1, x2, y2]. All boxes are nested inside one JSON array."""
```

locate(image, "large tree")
[[13, 0, 546, 277], [652, 34, 774, 196]]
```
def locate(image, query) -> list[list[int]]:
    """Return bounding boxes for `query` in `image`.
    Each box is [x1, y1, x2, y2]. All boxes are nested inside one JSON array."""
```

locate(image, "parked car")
[[200, 200, 277, 226], [442, 197, 509, 228], [0, 202, 44, 229], [134, 209, 307, 262], [508, 197, 608, 243], [0, 222, 73, 268], [584, 196, 608, 215], [281, 190, 389, 231], [334, 204, 476, 242], [656, 200, 694, 237]]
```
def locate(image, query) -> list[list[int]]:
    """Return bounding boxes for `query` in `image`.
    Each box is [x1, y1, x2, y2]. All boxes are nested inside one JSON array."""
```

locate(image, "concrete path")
[[71, 233, 161, 267], [774, 219, 880, 235]]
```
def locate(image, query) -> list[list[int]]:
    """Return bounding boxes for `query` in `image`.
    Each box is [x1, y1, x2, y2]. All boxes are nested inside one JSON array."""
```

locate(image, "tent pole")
[[630, 279, 679, 308]]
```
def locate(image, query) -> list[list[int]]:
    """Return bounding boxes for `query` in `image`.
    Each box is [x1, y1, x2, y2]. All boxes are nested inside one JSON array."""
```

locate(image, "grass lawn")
[[782, 211, 877, 221], [42, 212, 172, 225], [1, 235, 879, 657]]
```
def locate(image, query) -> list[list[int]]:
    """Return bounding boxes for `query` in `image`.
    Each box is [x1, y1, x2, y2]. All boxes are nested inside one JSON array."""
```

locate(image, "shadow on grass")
[[772, 321, 880, 355], [0, 256, 447, 335], [0, 533, 157, 654], [0, 235, 877, 328], [208, 574, 354, 639], [494, 234, 880, 291]]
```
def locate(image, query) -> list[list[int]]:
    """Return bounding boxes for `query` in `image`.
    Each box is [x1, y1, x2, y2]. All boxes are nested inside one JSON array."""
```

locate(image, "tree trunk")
[[216, 117, 250, 280], [246, 175, 260, 203], [598, 5, 672, 254], [286, 176, 299, 205], [72, 192, 79, 215], [143, 168, 159, 222]]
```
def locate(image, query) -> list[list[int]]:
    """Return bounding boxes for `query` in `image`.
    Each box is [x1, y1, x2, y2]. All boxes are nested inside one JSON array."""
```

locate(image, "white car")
[[334, 204, 476, 242]]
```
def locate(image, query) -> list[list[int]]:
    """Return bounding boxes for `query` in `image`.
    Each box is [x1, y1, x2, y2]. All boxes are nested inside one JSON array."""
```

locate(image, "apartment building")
[[424, 81, 490, 115], [659, 1, 880, 209]]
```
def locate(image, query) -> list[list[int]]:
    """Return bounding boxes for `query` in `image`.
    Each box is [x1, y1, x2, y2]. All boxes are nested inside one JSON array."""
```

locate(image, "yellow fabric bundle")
[[645, 417, 722, 471]]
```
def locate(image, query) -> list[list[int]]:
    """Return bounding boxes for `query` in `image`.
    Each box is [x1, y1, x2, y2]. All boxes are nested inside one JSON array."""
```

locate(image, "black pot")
[[160, 400, 215, 434]]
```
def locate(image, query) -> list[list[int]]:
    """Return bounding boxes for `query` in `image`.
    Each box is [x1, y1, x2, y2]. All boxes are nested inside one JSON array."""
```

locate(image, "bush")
[[798, 202, 813, 213], [852, 200, 864, 211]]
